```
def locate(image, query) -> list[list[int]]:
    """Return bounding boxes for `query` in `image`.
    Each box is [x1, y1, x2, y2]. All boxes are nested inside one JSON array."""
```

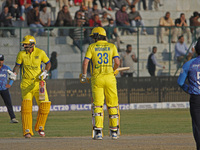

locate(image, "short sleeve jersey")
[[16, 47, 50, 79], [85, 41, 119, 77]]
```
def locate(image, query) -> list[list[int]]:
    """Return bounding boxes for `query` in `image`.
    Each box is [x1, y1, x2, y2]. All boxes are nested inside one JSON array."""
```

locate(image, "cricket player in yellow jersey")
[[80, 27, 120, 140], [9, 35, 51, 138]]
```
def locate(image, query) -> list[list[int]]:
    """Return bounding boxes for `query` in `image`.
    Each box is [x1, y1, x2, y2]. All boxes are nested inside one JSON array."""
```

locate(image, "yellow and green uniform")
[[16, 46, 51, 136], [85, 41, 120, 133]]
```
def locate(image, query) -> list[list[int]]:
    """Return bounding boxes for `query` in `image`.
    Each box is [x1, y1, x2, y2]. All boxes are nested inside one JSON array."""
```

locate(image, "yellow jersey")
[[16, 46, 50, 79], [85, 41, 119, 77]]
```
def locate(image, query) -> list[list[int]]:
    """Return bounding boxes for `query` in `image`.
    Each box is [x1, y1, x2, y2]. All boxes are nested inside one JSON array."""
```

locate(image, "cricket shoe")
[[38, 130, 45, 137], [24, 133, 31, 138], [111, 131, 118, 140], [10, 118, 19, 123], [94, 130, 102, 140]]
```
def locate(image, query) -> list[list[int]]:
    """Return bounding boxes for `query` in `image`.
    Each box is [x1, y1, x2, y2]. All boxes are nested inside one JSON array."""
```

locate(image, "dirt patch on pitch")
[[0, 133, 195, 150]]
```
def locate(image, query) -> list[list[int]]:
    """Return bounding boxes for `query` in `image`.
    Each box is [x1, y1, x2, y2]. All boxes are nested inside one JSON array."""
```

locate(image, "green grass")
[[0, 109, 192, 138]]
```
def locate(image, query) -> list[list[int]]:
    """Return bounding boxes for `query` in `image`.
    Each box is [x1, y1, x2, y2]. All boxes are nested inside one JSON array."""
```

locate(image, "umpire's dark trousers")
[[0, 89, 16, 119], [190, 94, 200, 150]]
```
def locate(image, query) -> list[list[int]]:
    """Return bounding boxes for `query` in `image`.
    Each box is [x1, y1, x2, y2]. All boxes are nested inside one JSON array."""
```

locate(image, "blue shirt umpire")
[[177, 38, 200, 150], [0, 54, 18, 123]]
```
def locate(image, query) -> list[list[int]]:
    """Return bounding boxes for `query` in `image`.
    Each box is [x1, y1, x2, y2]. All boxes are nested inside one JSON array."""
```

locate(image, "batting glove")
[[39, 70, 48, 80], [114, 70, 119, 76], [79, 73, 89, 83], [7, 70, 17, 81]]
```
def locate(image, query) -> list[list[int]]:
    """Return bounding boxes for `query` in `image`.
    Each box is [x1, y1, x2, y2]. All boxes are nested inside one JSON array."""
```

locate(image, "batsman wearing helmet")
[[80, 27, 120, 140], [9, 35, 51, 138]]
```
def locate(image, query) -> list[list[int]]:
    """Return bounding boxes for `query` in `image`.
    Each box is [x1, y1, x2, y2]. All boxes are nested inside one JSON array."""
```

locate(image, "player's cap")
[[0, 54, 4, 61], [195, 38, 200, 55]]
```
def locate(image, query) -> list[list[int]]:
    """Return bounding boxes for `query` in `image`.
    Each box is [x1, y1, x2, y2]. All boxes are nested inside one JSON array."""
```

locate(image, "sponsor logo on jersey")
[[35, 56, 39, 59], [0, 74, 6, 77]]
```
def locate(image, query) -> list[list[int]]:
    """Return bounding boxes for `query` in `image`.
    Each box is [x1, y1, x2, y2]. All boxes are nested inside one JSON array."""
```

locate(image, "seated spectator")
[[54, 5, 73, 36], [104, 19, 123, 51], [115, 5, 135, 35], [55, 5, 73, 27], [104, 0, 112, 11], [128, 5, 147, 35], [113, 0, 129, 10], [0, 6, 16, 37], [147, 46, 165, 76], [27, 4, 44, 36], [74, 0, 82, 6], [18, 0, 32, 21], [175, 35, 194, 64], [56, 0, 70, 10], [83, 0, 93, 9], [74, 4, 89, 26], [189, 11, 200, 38], [100, 12, 112, 26], [87, 2, 105, 20], [32, 0, 52, 10], [39, 4, 54, 36], [5, 0, 20, 20], [175, 13, 191, 43], [69, 19, 91, 52], [89, 14, 102, 27], [127, 0, 147, 11], [159, 12, 178, 43], [93, 0, 104, 9]]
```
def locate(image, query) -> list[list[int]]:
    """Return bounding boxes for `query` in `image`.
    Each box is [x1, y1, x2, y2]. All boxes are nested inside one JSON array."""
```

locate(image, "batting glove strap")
[[39, 70, 48, 80]]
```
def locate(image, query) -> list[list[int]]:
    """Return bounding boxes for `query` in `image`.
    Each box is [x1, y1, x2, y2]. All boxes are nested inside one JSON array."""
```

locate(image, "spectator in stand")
[[39, 4, 54, 36], [55, 5, 73, 26], [56, 0, 70, 10], [113, 0, 129, 10], [189, 11, 200, 38], [100, 12, 112, 26], [74, 4, 89, 26], [89, 14, 102, 27], [50, 51, 58, 79], [5, 0, 20, 20], [54, 5, 73, 36], [104, 0, 112, 11], [87, 2, 105, 19], [93, 0, 104, 9], [153, 0, 163, 11], [32, 0, 52, 10], [159, 12, 178, 43], [27, 3, 44, 36], [0, 6, 16, 37], [120, 44, 138, 77], [18, 0, 32, 21], [74, 0, 82, 6], [127, 0, 147, 10], [147, 46, 165, 76], [83, 0, 93, 9], [175, 35, 194, 64], [175, 13, 191, 43], [105, 18, 123, 51], [128, 5, 147, 35], [70, 19, 91, 52], [115, 5, 135, 35]]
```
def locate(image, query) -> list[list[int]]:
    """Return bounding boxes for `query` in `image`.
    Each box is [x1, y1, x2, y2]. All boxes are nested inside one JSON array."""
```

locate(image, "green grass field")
[[0, 109, 192, 138]]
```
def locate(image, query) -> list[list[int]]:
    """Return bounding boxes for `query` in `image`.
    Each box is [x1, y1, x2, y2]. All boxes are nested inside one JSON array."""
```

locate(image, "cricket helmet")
[[90, 27, 106, 37], [21, 35, 36, 45]]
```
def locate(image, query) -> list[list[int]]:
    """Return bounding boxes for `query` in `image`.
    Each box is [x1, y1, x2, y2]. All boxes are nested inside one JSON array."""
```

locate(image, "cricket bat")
[[39, 76, 45, 100], [116, 67, 130, 71]]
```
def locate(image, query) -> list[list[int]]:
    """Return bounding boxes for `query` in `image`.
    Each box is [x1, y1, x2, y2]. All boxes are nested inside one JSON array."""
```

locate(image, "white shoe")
[[111, 131, 118, 140], [95, 133, 102, 140], [10, 118, 19, 123]]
